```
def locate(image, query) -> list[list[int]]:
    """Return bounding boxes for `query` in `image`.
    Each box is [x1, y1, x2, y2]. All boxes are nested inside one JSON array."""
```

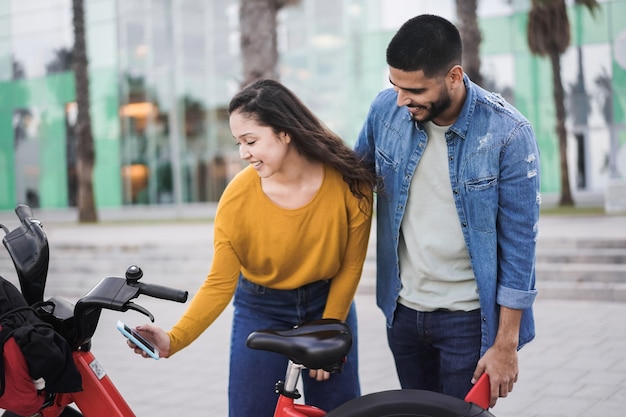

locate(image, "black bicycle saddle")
[[245, 319, 352, 371]]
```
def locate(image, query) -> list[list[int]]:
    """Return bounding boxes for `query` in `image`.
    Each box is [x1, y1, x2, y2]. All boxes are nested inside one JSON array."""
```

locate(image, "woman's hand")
[[308, 369, 331, 381], [126, 323, 171, 359]]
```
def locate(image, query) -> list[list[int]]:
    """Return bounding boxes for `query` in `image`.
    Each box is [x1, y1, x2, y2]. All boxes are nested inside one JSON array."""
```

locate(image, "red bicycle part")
[[41, 351, 135, 417], [274, 394, 326, 417]]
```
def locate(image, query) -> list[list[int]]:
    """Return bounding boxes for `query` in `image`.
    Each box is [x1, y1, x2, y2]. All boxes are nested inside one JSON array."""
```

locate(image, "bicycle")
[[1, 204, 494, 417], [1, 205, 188, 417], [247, 319, 495, 417]]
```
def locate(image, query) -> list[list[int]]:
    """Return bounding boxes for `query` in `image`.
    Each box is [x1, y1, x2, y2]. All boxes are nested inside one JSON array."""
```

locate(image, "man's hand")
[[472, 306, 521, 408], [472, 340, 518, 407]]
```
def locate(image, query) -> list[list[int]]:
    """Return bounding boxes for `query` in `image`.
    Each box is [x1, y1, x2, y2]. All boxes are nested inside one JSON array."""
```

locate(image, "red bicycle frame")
[[271, 361, 326, 417], [40, 351, 134, 417], [274, 395, 325, 417]]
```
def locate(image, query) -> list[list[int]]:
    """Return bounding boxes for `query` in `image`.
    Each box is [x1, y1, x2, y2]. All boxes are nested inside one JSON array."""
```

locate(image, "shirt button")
[[462, 222, 467, 227]]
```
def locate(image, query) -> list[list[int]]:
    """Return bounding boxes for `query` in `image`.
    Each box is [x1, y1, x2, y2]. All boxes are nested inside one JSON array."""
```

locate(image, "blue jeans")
[[386, 303, 481, 399], [228, 276, 360, 417]]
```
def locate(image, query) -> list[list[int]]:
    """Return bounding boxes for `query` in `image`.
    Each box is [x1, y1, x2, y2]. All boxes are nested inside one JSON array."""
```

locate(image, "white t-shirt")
[[398, 121, 480, 312]]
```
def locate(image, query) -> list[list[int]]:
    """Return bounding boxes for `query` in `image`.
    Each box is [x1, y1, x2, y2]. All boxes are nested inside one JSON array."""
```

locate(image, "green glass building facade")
[[0, 0, 121, 209], [1, 0, 625, 212], [477, 1, 626, 193]]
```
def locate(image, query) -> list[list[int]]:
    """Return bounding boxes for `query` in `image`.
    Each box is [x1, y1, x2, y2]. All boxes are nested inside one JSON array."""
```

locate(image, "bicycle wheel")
[[325, 389, 495, 417]]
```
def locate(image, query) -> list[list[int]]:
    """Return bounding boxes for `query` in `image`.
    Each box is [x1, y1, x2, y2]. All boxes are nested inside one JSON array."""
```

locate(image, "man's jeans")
[[387, 303, 481, 399], [228, 277, 360, 417]]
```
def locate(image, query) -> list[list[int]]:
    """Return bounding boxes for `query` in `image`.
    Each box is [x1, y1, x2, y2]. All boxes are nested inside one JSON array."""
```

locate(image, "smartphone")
[[117, 320, 160, 360], [464, 373, 490, 409]]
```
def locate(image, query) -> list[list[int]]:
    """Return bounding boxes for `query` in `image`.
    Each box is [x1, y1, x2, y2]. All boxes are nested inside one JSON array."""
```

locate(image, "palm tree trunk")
[[239, 0, 280, 87], [549, 51, 574, 206], [455, 0, 483, 86], [72, 0, 98, 222]]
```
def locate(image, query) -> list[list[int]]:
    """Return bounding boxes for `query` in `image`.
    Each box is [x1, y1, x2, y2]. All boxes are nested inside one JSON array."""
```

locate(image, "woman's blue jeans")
[[386, 303, 482, 399], [228, 276, 360, 417]]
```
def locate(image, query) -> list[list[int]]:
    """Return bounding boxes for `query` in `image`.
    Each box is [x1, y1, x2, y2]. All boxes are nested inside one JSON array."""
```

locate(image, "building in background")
[[0, 0, 624, 212]]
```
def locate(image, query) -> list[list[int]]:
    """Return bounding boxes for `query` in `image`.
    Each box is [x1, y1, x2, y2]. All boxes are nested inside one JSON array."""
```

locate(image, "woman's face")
[[230, 110, 291, 178]]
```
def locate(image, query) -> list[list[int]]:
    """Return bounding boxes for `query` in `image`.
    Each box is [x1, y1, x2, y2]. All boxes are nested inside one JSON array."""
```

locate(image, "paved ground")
[[1, 206, 625, 416]]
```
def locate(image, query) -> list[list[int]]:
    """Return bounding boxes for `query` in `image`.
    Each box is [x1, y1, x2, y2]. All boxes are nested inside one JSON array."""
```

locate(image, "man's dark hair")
[[386, 14, 462, 78]]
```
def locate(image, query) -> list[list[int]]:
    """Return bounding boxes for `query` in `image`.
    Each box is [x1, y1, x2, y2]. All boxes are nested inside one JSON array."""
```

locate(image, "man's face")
[[388, 67, 453, 125]]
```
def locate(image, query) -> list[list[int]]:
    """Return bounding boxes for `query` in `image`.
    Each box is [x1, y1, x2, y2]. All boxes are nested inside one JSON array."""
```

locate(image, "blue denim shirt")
[[355, 75, 540, 355]]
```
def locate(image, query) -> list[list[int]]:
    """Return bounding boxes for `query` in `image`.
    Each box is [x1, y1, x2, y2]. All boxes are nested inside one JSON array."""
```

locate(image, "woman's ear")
[[280, 132, 291, 143]]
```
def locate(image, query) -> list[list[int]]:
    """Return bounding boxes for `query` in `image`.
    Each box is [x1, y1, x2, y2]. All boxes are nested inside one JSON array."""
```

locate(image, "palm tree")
[[456, 0, 483, 86], [527, 0, 599, 206], [239, 0, 301, 87], [72, 0, 98, 222]]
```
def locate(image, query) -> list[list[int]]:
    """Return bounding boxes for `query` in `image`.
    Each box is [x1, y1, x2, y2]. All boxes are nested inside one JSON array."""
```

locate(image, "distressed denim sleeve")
[[495, 122, 540, 310]]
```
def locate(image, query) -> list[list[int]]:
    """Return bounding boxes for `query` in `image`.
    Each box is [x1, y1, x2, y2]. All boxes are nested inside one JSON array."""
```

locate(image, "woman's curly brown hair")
[[229, 79, 377, 213]]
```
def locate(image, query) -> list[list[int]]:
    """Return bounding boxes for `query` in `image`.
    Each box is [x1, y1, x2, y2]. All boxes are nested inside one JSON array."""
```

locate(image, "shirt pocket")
[[464, 176, 497, 233]]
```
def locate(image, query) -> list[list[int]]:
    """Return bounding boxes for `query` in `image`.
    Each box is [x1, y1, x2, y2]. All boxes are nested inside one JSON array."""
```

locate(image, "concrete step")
[[535, 262, 626, 282], [535, 238, 626, 301], [536, 248, 626, 264], [535, 281, 626, 302], [536, 239, 626, 249], [535, 263, 626, 301], [3, 237, 625, 302]]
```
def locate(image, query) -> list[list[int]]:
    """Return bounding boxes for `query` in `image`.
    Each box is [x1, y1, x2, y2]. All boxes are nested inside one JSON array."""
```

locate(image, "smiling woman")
[[125, 79, 377, 417]]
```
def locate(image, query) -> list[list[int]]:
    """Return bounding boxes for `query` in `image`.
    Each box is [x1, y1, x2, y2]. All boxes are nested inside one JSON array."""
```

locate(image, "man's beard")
[[409, 90, 451, 123]]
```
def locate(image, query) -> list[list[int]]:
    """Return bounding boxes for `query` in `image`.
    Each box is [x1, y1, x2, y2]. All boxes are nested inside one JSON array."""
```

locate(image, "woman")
[[128, 79, 376, 416]]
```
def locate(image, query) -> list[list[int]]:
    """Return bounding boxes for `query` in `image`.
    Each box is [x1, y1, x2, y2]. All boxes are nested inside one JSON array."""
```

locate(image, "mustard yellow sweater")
[[167, 165, 372, 355]]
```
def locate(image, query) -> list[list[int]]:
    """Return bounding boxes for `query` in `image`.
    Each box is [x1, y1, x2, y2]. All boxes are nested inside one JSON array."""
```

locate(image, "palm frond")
[[574, 0, 601, 17], [527, 0, 570, 56]]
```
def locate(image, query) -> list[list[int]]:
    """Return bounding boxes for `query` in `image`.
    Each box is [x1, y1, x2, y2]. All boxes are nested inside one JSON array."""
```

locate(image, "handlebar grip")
[[15, 204, 34, 223], [137, 282, 188, 303]]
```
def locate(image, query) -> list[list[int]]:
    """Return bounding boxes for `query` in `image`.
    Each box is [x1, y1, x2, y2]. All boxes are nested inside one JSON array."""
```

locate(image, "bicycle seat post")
[[281, 359, 304, 396]]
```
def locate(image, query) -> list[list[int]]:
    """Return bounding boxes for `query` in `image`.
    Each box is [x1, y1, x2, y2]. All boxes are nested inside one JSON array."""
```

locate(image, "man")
[[355, 14, 540, 408]]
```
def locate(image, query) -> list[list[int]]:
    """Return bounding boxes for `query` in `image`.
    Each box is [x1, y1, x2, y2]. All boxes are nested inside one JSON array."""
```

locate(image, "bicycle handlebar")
[[70, 265, 188, 349], [133, 281, 188, 303], [76, 265, 188, 317], [15, 203, 34, 223]]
